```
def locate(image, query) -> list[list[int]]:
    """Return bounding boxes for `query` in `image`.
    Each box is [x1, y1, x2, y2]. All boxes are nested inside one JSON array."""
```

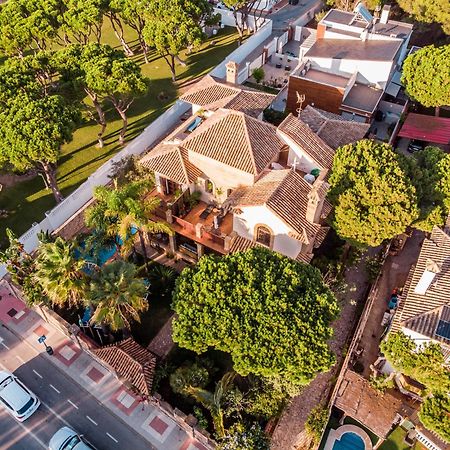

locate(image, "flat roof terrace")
[[293, 66, 349, 89]]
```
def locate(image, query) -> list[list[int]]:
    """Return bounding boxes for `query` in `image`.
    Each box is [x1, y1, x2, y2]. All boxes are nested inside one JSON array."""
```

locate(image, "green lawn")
[[0, 25, 240, 246], [380, 427, 425, 450]]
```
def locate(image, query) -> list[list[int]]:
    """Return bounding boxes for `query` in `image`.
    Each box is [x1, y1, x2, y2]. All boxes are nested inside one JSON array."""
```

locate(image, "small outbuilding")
[[398, 113, 450, 145]]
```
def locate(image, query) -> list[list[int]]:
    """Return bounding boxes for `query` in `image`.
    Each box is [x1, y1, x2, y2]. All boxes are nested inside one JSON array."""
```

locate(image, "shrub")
[[252, 67, 265, 84], [170, 363, 210, 395], [305, 405, 329, 445]]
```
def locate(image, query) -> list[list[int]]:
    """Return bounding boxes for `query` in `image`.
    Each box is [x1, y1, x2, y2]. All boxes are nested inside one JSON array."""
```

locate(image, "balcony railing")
[[203, 229, 225, 248], [173, 216, 196, 233]]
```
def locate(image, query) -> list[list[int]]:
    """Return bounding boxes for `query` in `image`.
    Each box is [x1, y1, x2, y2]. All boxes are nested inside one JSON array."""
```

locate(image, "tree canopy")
[[0, 93, 81, 202], [397, 0, 450, 35], [408, 146, 450, 231], [144, 0, 216, 80], [402, 45, 450, 110], [419, 395, 450, 444], [329, 139, 419, 246], [172, 247, 339, 386], [380, 332, 450, 395], [88, 260, 148, 331]]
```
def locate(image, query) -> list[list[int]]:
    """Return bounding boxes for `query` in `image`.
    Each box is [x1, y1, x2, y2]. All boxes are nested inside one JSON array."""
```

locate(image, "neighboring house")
[[138, 74, 367, 265], [286, 4, 413, 121], [391, 221, 450, 362]]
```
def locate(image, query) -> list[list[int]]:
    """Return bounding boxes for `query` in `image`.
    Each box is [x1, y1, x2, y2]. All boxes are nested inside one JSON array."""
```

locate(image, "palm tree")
[[85, 180, 172, 265], [88, 260, 148, 331], [34, 237, 86, 307], [146, 264, 177, 297], [186, 372, 236, 438]]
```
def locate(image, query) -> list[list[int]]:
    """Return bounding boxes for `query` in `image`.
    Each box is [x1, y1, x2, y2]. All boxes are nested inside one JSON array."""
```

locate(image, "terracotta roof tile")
[[278, 114, 335, 169], [335, 369, 402, 438], [392, 226, 450, 337], [228, 234, 263, 253], [229, 169, 330, 242], [223, 90, 275, 118], [299, 105, 369, 149], [94, 338, 157, 396], [180, 75, 238, 109], [140, 143, 202, 185], [181, 75, 275, 117], [183, 109, 284, 175]]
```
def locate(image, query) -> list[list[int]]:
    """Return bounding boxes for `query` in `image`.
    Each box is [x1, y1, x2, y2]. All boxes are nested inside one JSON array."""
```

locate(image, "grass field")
[[0, 23, 240, 245], [379, 427, 426, 450]]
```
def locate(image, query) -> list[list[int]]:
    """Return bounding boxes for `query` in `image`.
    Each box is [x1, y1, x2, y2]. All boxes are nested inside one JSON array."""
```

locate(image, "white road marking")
[[106, 432, 118, 443], [49, 384, 60, 394], [32, 369, 43, 379], [15, 355, 25, 363], [0, 341, 10, 350], [86, 415, 98, 426], [68, 399, 79, 409], [40, 399, 73, 429]]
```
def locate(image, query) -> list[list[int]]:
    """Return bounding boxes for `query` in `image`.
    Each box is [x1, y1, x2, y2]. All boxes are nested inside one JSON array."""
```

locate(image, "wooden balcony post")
[[166, 208, 173, 224]]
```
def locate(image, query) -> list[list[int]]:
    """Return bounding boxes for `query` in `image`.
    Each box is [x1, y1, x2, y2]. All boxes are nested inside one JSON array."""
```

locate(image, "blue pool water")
[[332, 432, 365, 450]]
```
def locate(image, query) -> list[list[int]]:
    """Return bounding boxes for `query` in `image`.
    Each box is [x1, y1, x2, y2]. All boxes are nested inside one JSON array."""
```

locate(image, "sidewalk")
[[0, 280, 210, 450]]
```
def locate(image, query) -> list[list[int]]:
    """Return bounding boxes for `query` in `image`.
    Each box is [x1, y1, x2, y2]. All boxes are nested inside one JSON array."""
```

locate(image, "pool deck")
[[325, 425, 373, 450]]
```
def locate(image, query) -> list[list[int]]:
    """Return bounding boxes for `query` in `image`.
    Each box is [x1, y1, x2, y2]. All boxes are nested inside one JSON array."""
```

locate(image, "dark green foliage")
[[169, 363, 210, 395], [0, 228, 47, 306], [365, 255, 383, 283], [262, 108, 288, 126], [193, 406, 209, 430], [305, 405, 329, 445], [252, 67, 264, 84], [402, 45, 450, 108], [218, 421, 270, 450], [419, 395, 450, 443], [407, 146, 450, 231], [397, 0, 450, 35], [381, 332, 450, 394], [172, 247, 339, 385], [329, 140, 419, 246]]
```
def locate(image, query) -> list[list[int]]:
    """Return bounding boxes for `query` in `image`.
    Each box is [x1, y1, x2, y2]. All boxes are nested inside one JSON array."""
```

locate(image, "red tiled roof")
[[299, 105, 369, 149], [183, 109, 284, 175], [277, 114, 336, 169], [229, 169, 331, 243], [139, 143, 202, 185], [181, 75, 275, 117], [398, 113, 450, 145], [94, 338, 157, 396]]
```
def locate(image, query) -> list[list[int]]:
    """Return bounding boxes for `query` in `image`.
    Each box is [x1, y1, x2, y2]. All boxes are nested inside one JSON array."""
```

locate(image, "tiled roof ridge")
[[96, 337, 156, 367]]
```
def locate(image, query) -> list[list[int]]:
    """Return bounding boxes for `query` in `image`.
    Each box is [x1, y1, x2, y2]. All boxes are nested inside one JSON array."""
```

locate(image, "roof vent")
[[414, 259, 441, 295]]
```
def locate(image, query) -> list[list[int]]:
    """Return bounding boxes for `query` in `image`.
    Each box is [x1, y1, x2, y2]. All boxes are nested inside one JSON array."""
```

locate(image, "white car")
[[49, 427, 97, 450], [0, 370, 40, 421]]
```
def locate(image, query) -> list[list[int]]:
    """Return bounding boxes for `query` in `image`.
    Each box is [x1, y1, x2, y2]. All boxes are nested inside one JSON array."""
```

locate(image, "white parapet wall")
[[0, 19, 279, 278]]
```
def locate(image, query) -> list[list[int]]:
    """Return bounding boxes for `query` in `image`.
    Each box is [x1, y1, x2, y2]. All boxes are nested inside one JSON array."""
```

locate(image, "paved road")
[[0, 325, 153, 450]]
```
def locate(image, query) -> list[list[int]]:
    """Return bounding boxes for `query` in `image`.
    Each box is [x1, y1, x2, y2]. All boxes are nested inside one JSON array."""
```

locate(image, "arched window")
[[255, 225, 272, 247]]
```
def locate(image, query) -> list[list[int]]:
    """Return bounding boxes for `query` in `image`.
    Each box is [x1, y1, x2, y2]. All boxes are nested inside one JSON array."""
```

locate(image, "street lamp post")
[[38, 335, 54, 355]]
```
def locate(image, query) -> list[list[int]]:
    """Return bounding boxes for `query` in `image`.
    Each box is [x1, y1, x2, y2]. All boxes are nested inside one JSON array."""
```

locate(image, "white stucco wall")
[[233, 205, 303, 258], [277, 130, 323, 173], [311, 56, 395, 88], [188, 150, 256, 194]]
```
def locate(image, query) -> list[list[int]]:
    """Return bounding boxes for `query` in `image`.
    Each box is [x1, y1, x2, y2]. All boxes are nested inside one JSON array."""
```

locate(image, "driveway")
[[358, 230, 425, 377]]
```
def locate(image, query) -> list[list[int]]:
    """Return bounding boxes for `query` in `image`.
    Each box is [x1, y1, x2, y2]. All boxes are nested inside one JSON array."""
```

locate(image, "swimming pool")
[[332, 432, 365, 450]]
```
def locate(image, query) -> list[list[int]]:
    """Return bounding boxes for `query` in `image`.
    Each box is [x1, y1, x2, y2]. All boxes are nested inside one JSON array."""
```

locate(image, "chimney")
[[306, 183, 325, 224], [414, 259, 441, 295], [225, 60, 239, 84], [380, 5, 391, 24]]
